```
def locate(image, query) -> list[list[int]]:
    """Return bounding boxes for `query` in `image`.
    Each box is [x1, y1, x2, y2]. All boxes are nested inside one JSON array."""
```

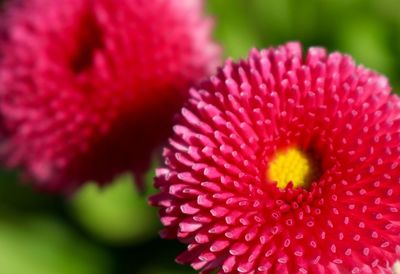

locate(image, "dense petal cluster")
[[0, 0, 220, 192], [151, 42, 400, 273]]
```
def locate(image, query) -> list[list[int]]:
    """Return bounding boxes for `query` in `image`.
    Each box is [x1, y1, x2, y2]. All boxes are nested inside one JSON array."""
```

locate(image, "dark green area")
[[208, 0, 400, 91]]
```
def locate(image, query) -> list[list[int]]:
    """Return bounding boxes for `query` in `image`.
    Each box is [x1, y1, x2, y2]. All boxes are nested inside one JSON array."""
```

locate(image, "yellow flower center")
[[267, 147, 319, 189]]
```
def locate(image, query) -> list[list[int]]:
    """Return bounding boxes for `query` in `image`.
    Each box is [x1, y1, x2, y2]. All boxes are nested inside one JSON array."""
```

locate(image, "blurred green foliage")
[[70, 174, 159, 245], [0, 1, 399, 273], [208, 0, 400, 90], [0, 213, 111, 274]]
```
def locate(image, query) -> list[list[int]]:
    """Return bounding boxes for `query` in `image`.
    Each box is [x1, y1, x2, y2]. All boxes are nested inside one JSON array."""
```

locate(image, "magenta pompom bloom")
[[151, 42, 400, 273], [0, 0, 220, 192]]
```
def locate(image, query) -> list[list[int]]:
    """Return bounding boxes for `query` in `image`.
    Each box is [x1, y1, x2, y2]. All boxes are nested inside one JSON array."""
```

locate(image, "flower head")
[[0, 0, 220, 192], [151, 42, 400, 273]]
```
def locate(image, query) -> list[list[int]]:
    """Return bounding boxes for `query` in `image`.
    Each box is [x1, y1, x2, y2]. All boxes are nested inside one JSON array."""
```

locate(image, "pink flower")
[[0, 0, 220, 193], [151, 42, 400, 273]]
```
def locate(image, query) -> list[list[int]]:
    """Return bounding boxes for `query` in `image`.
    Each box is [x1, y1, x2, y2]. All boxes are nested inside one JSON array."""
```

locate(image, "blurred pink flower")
[[151, 42, 400, 273], [0, 0, 220, 193]]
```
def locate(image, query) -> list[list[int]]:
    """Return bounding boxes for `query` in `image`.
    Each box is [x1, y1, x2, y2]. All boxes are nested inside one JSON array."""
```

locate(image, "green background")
[[0, 0, 400, 273]]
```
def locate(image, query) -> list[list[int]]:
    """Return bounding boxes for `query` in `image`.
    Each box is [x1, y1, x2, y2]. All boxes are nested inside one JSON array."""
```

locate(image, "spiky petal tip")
[[151, 42, 400, 273]]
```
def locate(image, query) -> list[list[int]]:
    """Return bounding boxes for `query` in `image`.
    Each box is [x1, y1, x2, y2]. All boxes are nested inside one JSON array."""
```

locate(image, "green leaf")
[[0, 213, 111, 274], [70, 174, 159, 245]]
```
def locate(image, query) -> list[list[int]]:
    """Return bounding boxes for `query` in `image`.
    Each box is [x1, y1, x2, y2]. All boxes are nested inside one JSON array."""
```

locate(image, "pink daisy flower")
[[0, 0, 220, 193], [151, 42, 400, 273]]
